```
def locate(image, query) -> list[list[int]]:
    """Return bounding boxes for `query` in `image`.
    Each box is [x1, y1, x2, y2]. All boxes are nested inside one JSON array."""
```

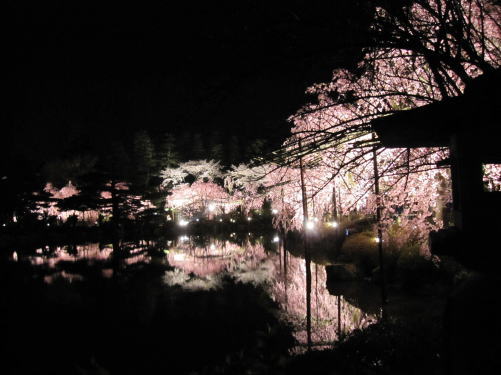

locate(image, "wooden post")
[[372, 133, 388, 317], [332, 183, 338, 221], [337, 295, 342, 340], [298, 139, 312, 351]]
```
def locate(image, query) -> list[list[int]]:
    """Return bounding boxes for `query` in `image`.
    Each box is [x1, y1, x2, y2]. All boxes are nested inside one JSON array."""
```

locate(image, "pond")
[[1, 233, 384, 374]]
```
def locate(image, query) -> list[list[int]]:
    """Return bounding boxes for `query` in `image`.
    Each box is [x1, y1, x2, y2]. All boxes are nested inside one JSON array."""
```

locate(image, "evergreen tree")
[[226, 135, 241, 165], [191, 133, 206, 159], [245, 138, 266, 160], [156, 132, 179, 170], [132, 130, 155, 188], [208, 130, 224, 161]]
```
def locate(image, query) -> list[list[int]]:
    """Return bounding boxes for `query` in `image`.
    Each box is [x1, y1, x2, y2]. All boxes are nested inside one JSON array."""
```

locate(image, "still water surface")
[[7, 234, 381, 348]]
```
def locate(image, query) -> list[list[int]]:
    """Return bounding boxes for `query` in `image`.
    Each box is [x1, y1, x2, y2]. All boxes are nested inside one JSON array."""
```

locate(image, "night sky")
[[4, 1, 372, 166]]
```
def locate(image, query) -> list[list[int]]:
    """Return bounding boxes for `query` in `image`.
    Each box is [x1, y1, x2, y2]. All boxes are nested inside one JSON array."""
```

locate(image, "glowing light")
[[12, 251, 18, 262], [178, 219, 189, 227], [313, 217, 319, 222], [272, 209, 278, 214], [374, 237, 382, 243], [247, 217, 252, 221], [179, 235, 189, 242], [166, 216, 172, 221], [329, 221, 339, 228], [2, 223, 5, 227], [305, 221, 315, 230], [196, 218, 199, 222], [208, 204, 216, 212], [219, 219, 223, 222], [46, 223, 50, 226], [273, 236, 280, 243], [210, 244, 216, 250], [173, 253, 186, 261]]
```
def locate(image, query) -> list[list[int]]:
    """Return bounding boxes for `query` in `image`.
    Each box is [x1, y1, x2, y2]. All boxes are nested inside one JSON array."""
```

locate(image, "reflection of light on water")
[[102, 269, 113, 278], [178, 219, 189, 227], [269, 254, 376, 348], [25, 243, 149, 280], [44, 271, 84, 284], [29, 244, 114, 265], [167, 240, 266, 277], [16, 234, 377, 349]]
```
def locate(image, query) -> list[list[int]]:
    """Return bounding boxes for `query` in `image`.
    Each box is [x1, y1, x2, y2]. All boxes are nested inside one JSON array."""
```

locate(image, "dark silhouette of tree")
[[156, 132, 179, 170], [191, 133, 206, 159], [132, 130, 155, 189], [226, 135, 241, 165], [208, 130, 224, 161]]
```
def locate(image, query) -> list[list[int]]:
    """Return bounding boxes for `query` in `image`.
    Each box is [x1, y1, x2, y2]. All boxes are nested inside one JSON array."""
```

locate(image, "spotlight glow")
[[173, 253, 186, 261], [305, 221, 315, 230]]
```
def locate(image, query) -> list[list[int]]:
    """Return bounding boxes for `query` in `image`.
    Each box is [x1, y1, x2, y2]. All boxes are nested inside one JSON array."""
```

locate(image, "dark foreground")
[[2, 233, 489, 375]]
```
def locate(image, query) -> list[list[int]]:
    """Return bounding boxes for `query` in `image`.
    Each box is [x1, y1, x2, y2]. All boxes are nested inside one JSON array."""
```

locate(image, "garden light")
[[178, 219, 189, 227], [173, 253, 186, 261], [305, 221, 315, 230]]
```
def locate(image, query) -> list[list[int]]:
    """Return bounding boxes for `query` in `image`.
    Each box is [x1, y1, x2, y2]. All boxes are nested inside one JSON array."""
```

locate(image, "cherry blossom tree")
[[162, 160, 234, 217], [258, 0, 500, 250]]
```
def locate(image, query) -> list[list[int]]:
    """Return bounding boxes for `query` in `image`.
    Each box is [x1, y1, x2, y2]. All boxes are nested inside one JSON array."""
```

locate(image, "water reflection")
[[8, 235, 378, 347], [164, 235, 377, 347], [167, 237, 267, 277]]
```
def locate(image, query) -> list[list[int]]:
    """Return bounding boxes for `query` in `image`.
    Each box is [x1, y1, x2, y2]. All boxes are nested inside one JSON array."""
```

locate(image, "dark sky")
[[4, 1, 372, 164]]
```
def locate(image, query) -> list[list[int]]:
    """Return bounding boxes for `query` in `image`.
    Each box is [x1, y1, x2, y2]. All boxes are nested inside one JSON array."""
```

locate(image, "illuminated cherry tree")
[[260, 0, 500, 249], [162, 160, 236, 217]]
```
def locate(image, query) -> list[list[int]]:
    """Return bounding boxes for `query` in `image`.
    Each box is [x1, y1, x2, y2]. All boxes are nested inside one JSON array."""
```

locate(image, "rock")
[[325, 263, 359, 281]]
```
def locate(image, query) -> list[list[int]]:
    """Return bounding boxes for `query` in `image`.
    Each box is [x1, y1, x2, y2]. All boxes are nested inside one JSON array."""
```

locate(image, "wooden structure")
[[372, 69, 501, 272]]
